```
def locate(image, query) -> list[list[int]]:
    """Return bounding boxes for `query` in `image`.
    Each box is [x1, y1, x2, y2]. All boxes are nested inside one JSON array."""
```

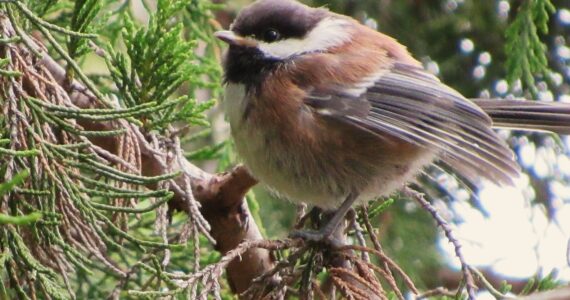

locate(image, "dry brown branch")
[[341, 244, 419, 296], [330, 267, 385, 300], [334, 250, 406, 300]]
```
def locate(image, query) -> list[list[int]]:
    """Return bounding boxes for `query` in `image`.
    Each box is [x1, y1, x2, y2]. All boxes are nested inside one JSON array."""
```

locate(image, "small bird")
[[215, 0, 570, 241]]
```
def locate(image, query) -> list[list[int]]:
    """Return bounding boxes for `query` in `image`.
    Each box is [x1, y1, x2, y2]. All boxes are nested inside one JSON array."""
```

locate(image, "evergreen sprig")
[[505, 0, 555, 95], [107, 0, 218, 132], [0, 170, 42, 226], [0, 0, 222, 298], [67, 0, 102, 60]]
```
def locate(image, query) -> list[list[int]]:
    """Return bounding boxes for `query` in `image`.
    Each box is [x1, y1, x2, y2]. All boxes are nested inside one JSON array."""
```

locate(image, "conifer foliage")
[[0, 0, 225, 298]]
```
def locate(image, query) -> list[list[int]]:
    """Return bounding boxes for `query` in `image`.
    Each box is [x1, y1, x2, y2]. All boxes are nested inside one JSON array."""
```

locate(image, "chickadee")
[[215, 0, 570, 241]]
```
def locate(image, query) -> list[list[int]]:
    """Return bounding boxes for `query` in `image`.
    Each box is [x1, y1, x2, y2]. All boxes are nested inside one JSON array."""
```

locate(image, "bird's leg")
[[290, 192, 359, 245]]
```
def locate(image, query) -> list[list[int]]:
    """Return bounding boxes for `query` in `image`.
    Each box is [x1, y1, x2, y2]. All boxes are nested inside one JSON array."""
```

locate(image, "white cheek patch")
[[257, 18, 352, 59]]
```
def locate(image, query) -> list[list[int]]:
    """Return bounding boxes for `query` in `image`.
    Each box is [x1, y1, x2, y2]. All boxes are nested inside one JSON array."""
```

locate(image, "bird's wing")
[[304, 62, 519, 185]]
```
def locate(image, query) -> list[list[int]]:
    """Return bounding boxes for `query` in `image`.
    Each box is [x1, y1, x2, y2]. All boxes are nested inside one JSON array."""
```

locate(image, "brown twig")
[[361, 206, 394, 279], [180, 239, 298, 291], [338, 251, 405, 300], [341, 244, 419, 296], [330, 267, 386, 300], [312, 280, 327, 300]]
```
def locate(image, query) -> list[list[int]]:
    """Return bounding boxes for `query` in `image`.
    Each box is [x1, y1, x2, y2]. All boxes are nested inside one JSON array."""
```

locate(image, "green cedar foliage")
[[0, 0, 225, 298]]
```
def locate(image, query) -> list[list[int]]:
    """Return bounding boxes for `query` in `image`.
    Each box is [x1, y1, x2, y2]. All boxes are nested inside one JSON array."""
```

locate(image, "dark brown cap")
[[231, 0, 329, 41]]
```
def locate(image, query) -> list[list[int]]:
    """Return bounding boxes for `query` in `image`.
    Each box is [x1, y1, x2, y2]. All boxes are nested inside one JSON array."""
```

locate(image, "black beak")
[[214, 31, 257, 47]]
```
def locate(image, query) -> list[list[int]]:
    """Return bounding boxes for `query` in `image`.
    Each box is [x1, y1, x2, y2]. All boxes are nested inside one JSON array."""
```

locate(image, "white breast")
[[222, 83, 273, 185], [222, 83, 340, 207], [223, 83, 249, 128]]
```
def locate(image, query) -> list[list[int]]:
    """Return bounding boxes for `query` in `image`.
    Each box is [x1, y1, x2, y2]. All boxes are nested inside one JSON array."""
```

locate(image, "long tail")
[[472, 99, 570, 135]]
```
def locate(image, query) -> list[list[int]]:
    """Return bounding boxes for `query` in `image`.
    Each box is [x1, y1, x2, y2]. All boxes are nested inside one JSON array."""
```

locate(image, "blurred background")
[[213, 0, 570, 296]]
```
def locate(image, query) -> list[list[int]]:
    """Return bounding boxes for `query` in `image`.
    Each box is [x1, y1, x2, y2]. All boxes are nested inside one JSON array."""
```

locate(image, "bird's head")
[[215, 0, 354, 85]]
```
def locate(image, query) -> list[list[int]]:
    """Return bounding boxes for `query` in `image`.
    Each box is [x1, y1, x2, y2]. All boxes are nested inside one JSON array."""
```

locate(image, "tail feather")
[[471, 99, 570, 135]]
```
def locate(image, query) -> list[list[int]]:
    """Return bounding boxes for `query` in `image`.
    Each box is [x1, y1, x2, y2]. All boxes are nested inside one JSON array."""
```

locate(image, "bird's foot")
[[290, 192, 359, 248]]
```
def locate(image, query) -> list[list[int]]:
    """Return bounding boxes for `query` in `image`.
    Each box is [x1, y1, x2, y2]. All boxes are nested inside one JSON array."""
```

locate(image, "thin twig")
[[361, 206, 394, 278], [469, 267, 516, 299], [340, 252, 404, 300], [340, 244, 419, 295], [403, 187, 477, 300], [243, 244, 309, 298], [181, 239, 299, 289], [416, 287, 456, 299], [349, 211, 370, 262]]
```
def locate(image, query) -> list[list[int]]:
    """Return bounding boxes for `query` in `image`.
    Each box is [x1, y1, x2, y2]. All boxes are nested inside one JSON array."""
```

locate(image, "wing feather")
[[304, 62, 519, 184]]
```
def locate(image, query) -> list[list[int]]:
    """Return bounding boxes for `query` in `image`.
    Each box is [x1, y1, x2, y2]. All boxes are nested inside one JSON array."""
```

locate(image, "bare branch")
[[403, 187, 477, 300]]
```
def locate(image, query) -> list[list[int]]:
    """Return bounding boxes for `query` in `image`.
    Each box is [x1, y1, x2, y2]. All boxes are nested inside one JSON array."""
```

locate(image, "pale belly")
[[224, 84, 436, 210]]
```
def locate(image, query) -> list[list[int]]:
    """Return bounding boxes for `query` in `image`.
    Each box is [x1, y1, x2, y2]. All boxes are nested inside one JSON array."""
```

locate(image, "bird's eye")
[[262, 29, 281, 42]]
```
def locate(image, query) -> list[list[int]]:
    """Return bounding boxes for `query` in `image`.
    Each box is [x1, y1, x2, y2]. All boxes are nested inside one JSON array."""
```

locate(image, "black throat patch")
[[223, 45, 280, 87]]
